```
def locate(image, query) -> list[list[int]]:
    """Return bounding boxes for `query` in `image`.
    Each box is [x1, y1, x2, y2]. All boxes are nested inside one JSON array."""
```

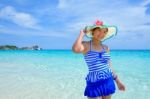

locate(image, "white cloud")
[[0, 6, 40, 29], [0, 26, 70, 39], [58, 0, 68, 9], [141, 0, 150, 6], [57, 0, 150, 36]]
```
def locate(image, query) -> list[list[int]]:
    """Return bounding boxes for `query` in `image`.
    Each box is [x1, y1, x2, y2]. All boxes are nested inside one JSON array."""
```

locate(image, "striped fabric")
[[84, 40, 113, 82]]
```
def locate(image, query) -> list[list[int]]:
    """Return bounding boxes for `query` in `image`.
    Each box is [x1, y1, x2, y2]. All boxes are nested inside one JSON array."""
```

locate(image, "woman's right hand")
[[72, 29, 86, 53]]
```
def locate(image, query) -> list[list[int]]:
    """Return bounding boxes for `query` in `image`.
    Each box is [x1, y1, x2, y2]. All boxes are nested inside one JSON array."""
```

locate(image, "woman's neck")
[[91, 39, 102, 46]]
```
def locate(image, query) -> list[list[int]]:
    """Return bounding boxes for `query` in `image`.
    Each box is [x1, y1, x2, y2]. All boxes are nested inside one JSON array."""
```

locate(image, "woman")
[[72, 20, 125, 99]]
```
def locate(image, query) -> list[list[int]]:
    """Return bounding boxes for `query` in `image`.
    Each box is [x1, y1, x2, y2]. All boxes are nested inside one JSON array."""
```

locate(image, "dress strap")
[[101, 44, 106, 52], [90, 40, 92, 51]]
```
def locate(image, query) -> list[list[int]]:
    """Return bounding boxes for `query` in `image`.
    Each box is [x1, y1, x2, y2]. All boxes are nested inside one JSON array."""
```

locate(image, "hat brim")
[[85, 26, 117, 41]]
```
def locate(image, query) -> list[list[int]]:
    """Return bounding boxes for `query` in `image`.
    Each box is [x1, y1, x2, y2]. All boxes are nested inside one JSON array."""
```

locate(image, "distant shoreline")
[[0, 45, 43, 50]]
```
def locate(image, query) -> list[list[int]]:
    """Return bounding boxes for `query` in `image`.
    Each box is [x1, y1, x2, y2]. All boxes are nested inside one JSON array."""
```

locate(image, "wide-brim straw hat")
[[84, 20, 117, 41]]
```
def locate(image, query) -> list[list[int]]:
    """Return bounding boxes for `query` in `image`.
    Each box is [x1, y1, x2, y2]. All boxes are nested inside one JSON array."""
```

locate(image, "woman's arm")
[[72, 30, 86, 53], [108, 60, 125, 91], [104, 45, 125, 91]]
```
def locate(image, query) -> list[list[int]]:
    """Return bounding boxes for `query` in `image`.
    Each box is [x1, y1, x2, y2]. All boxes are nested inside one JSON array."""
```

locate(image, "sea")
[[0, 50, 150, 99]]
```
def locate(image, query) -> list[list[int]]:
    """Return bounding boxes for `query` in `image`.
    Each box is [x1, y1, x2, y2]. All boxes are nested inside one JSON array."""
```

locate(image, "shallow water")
[[0, 50, 150, 99]]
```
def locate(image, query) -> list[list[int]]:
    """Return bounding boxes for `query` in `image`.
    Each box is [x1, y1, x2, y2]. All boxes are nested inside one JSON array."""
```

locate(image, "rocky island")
[[0, 45, 43, 50]]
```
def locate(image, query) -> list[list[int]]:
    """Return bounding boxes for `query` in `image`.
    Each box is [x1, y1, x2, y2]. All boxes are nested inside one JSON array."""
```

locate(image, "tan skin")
[[72, 27, 125, 99]]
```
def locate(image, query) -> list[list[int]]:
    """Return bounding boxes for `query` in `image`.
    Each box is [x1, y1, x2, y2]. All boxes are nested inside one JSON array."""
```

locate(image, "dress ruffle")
[[85, 69, 113, 82], [84, 77, 116, 98]]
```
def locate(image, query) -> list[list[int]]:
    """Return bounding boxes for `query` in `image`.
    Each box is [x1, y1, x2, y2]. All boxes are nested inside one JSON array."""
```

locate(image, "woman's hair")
[[92, 27, 108, 35]]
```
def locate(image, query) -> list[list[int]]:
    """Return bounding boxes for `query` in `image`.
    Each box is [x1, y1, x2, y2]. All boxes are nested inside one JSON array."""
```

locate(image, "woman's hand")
[[116, 79, 126, 91], [80, 30, 86, 36], [72, 30, 86, 53]]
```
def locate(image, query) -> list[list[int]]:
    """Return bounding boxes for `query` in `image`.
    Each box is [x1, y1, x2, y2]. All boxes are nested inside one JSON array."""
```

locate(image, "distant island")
[[0, 45, 43, 50]]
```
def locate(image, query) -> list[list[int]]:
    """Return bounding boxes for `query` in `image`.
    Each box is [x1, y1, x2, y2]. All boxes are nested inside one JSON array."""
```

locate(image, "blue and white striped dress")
[[84, 40, 116, 97]]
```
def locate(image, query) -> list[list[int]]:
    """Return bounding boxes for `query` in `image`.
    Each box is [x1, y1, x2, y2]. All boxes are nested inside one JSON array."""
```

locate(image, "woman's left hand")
[[116, 79, 126, 91]]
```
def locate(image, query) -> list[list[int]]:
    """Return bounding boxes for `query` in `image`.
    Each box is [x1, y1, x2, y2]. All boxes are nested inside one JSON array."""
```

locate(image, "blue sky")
[[0, 0, 150, 50]]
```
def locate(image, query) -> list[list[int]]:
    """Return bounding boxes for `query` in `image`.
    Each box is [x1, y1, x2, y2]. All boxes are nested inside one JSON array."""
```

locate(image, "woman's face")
[[92, 27, 108, 40]]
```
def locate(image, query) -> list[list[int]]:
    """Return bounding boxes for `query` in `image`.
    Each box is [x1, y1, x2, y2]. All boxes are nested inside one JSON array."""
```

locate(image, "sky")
[[0, 0, 150, 50]]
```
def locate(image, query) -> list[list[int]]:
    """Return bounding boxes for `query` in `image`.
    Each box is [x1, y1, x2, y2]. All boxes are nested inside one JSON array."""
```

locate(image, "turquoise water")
[[0, 50, 150, 99]]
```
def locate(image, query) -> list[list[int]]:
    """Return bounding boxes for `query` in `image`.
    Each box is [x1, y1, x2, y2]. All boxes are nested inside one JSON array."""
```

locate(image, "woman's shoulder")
[[82, 40, 91, 48], [102, 44, 110, 53], [82, 40, 91, 55], [82, 40, 90, 44]]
